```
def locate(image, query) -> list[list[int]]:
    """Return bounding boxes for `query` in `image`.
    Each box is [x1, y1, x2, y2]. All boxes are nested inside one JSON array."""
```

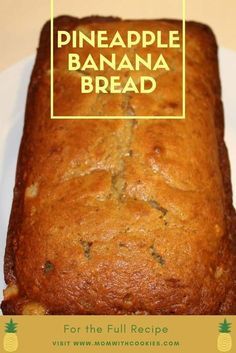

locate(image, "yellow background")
[[0, 316, 235, 353], [0, 0, 236, 71]]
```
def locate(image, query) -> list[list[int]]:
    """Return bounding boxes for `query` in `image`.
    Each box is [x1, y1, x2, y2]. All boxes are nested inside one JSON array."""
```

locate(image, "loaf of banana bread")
[[2, 16, 236, 314]]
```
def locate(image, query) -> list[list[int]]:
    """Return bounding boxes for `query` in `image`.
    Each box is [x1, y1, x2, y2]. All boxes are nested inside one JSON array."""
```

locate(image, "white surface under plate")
[[0, 48, 236, 307]]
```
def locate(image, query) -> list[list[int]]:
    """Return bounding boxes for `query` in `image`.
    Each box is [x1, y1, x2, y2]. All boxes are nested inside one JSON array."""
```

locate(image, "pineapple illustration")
[[217, 318, 232, 352], [3, 319, 18, 352]]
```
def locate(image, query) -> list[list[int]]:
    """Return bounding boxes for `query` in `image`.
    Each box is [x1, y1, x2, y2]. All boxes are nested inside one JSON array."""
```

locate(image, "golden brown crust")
[[1, 16, 236, 315]]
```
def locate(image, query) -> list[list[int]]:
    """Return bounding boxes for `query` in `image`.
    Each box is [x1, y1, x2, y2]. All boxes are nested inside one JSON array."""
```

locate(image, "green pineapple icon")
[[3, 319, 18, 352], [217, 318, 232, 352]]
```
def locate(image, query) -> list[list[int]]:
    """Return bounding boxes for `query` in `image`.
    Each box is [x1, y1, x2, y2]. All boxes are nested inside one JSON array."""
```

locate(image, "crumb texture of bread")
[[1, 16, 236, 315]]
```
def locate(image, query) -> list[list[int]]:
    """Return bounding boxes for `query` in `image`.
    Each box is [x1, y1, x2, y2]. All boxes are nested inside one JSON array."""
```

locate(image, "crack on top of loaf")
[[147, 200, 168, 216], [108, 91, 137, 200], [149, 244, 165, 266], [109, 120, 136, 200], [121, 92, 136, 117]]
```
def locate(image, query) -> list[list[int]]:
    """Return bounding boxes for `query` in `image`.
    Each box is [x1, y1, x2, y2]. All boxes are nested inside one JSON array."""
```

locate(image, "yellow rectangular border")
[[50, 0, 186, 119]]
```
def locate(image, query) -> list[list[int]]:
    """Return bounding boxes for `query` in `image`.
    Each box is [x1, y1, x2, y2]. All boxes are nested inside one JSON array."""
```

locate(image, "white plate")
[[0, 48, 236, 308]]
